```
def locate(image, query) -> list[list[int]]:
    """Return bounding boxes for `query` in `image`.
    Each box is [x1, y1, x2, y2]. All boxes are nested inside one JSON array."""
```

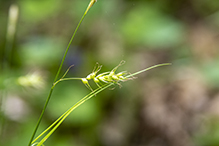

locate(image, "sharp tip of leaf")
[[159, 63, 172, 66], [165, 63, 172, 65], [85, 0, 97, 14]]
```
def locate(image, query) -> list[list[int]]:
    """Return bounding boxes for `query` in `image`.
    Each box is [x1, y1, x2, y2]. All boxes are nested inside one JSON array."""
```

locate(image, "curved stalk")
[[31, 63, 171, 146], [34, 83, 112, 146], [28, 1, 97, 145], [126, 63, 171, 78]]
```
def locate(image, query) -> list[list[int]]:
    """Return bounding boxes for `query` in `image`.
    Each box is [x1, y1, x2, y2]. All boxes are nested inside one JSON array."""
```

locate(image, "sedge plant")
[[28, 0, 171, 146], [32, 60, 170, 146]]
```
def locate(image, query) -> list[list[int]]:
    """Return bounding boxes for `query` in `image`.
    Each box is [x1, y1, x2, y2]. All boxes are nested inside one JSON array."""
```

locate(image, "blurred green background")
[[1, 0, 219, 146]]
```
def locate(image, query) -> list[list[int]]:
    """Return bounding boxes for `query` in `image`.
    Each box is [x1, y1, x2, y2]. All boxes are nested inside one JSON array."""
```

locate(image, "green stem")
[[28, 1, 96, 145], [32, 105, 72, 144], [31, 63, 171, 145], [53, 13, 86, 83], [53, 77, 82, 87], [31, 84, 102, 144], [126, 63, 171, 78], [28, 88, 53, 146], [36, 83, 112, 146]]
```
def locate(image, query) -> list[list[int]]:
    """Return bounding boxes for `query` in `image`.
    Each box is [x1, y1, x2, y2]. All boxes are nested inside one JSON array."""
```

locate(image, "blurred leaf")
[[195, 118, 219, 146], [48, 82, 101, 126], [5, 117, 48, 146], [19, 0, 61, 22], [120, 3, 185, 48], [201, 59, 219, 87], [207, 11, 219, 28], [194, 0, 219, 14], [19, 37, 64, 68]]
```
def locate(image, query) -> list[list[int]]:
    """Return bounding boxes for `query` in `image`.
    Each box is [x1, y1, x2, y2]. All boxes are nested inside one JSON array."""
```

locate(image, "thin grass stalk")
[[35, 84, 112, 146], [28, 1, 97, 145], [126, 63, 171, 78], [32, 63, 171, 145], [31, 84, 107, 143]]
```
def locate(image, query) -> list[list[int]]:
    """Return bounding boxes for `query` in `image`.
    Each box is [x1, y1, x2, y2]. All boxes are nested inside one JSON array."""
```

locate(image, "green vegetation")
[[0, 0, 219, 146]]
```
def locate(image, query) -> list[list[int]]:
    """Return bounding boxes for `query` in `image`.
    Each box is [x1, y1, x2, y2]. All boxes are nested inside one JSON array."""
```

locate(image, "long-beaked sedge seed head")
[[98, 76, 109, 83], [109, 60, 126, 76], [96, 72, 110, 78], [94, 77, 99, 82], [86, 73, 95, 80], [81, 78, 89, 84], [112, 75, 119, 80], [81, 78, 93, 91], [57, 61, 170, 92], [86, 64, 102, 80]]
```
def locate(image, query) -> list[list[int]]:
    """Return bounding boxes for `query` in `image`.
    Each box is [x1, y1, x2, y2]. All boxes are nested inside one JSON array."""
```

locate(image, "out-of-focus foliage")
[[0, 0, 219, 146], [120, 4, 185, 48]]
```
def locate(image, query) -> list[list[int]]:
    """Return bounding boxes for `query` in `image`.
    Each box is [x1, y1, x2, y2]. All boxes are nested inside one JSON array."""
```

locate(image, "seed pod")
[[81, 78, 93, 91]]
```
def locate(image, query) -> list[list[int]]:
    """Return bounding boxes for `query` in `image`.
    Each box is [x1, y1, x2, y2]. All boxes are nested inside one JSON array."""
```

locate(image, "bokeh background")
[[1, 0, 219, 146]]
